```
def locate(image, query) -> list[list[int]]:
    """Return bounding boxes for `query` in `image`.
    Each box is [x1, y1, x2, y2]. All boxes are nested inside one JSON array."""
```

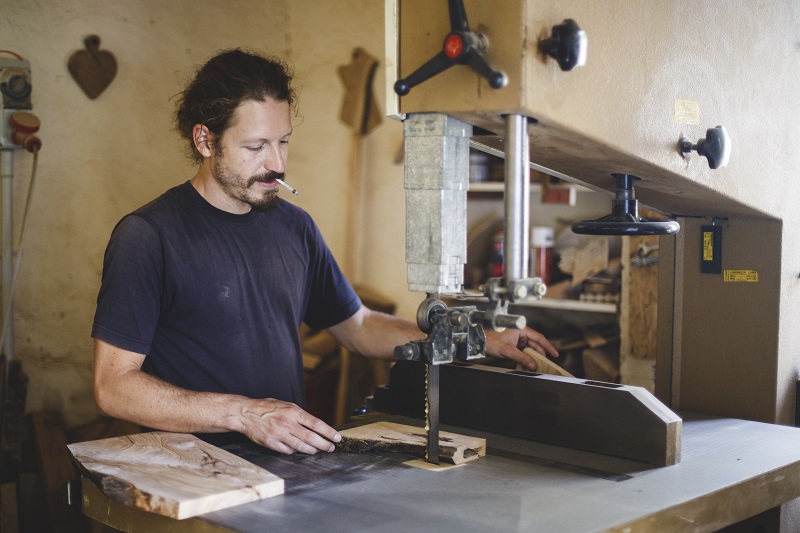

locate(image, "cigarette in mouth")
[[275, 178, 299, 195]]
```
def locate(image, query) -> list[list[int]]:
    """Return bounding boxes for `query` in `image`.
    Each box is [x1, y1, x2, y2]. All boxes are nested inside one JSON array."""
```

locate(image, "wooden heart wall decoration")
[[68, 35, 117, 99]]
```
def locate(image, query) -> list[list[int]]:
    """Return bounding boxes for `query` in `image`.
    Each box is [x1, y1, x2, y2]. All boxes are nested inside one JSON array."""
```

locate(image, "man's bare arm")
[[327, 305, 559, 371], [93, 338, 340, 454]]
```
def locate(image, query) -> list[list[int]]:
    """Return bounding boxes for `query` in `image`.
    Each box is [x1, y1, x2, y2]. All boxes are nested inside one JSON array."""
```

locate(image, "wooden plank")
[[523, 347, 575, 378], [30, 411, 88, 532], [81, 478, 235, 533], [68, 432, 283, 520], [338, 421, 485, 464], [625, 231, 660, 360]]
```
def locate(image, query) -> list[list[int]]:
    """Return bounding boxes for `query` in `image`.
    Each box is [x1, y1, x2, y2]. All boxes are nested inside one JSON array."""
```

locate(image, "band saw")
[[384, 0, 687, 468]]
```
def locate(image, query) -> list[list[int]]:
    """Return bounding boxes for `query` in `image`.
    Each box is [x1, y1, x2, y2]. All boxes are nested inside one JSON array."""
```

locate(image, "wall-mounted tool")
[[679, 125, 731, 169], [394, 0, 507, 96], [68, 35, 117, 100], [538, 19, 588, 71], [572, 173, 680, 235]]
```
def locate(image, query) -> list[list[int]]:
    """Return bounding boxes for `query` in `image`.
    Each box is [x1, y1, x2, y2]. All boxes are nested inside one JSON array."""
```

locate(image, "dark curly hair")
[[174, 49, 297, 164]]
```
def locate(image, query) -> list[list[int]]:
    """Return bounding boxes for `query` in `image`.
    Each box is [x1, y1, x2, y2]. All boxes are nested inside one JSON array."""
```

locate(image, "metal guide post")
[[504, 114, 530, 284]]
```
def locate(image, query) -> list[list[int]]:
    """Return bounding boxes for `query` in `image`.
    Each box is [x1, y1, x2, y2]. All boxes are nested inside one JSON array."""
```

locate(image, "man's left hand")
[[484, 327, 559, 371]]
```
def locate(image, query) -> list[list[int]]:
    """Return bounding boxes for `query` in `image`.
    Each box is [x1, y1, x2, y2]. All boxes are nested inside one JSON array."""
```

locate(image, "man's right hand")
[[238, 399, 341, 455], [94, 339, 341, 456]]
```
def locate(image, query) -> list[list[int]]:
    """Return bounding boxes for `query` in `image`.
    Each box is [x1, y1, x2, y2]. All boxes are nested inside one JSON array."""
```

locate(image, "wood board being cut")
[[68, 432, 283, 520], [338, 422, 485, 464]]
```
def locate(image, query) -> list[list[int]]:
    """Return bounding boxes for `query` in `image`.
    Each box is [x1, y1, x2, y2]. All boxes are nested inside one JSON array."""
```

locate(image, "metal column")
[[503, 114, 530, 285]]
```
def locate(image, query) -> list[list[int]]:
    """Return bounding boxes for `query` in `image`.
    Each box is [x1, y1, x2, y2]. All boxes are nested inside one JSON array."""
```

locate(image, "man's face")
[[211, 98, 292, 211]]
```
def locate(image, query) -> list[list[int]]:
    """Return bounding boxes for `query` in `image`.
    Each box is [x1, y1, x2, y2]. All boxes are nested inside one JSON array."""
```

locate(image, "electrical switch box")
[[701, 225, 722, 274], [0, 58, 32, 110]]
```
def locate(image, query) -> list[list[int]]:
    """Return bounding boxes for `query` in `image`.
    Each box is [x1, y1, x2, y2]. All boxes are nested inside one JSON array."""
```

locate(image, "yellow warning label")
[[675, 99, 700, 125], [724, 270, 758, 282], [703, 231, 714, 261]]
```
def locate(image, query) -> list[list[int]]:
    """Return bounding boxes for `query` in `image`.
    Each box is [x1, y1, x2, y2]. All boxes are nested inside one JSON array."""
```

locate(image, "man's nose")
[[264, 145, 285, 173]]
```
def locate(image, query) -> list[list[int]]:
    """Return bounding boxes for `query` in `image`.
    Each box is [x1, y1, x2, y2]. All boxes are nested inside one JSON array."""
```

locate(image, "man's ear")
[[192, 124, 214, 158]]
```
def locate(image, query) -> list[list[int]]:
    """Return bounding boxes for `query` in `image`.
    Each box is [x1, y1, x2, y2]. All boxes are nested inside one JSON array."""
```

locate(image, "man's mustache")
[[248, 171, 285, 187]]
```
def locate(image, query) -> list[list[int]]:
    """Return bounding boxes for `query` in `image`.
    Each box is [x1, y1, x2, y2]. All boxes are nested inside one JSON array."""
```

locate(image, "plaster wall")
[[1, 0, 413, 428]]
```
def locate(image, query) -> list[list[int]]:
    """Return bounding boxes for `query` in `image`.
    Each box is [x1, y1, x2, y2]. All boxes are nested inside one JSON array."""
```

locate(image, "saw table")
[[76, 413, 800, 532]]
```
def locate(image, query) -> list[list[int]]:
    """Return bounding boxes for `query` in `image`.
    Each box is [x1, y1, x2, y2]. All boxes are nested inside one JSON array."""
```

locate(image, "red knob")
[[444, 34, 463, 59], [10, 112, 40, 134]]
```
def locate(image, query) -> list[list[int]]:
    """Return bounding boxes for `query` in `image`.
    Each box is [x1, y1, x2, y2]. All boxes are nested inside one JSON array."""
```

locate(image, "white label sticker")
[[675, 99, 700, 125]]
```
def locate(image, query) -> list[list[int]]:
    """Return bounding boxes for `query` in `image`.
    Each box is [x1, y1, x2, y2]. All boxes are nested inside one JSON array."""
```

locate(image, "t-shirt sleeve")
[[302, 220, 362, 330], [91, 215, 164, 355]]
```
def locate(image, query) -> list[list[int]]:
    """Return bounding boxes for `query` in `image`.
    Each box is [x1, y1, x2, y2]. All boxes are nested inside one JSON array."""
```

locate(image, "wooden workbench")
[[77, 413, 800, 532]]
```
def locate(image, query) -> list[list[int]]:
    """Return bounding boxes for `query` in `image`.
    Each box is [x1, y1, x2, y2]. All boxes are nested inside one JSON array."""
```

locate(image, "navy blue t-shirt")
[[92, 181, 361, 408]]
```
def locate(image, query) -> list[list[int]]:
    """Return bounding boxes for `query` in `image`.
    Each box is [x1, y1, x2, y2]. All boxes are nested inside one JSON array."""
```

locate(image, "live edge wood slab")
[[67, 432, 283, 520], [338, 421, 486, 464]]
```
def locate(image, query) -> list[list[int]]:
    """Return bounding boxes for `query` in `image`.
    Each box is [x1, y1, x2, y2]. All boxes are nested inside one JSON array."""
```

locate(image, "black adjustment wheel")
[[571, 174, 680, 236], [394, 0, 507, 96], [416, 298, 446, 334]]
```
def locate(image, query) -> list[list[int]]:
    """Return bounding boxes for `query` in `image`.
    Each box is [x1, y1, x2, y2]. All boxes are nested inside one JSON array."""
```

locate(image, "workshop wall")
[[2, 0, 413, 428]]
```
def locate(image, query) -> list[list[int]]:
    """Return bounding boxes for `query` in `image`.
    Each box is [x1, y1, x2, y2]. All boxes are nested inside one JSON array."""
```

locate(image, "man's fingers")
[[243, 399, 341, 455], [284, 432, 327, 455], [299, 413, 341, 445], [292, 426, 336, 453], [519, 351, 539, 371]]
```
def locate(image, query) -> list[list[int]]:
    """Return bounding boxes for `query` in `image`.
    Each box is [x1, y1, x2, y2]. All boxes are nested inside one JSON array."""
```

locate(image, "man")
[[92, 49, 558, 456]]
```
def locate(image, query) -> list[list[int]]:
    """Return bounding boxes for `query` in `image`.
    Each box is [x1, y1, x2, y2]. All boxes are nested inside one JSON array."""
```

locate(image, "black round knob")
[[680, 126, 731, 170], [394, 80, 411, 96], [393, 343, 418, 361], [539, 19, 588, 72], [488, 71, 508, 89]]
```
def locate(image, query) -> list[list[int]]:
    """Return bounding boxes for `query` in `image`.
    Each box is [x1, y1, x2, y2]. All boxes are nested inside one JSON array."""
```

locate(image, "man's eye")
[[246, 146, 263, 152]]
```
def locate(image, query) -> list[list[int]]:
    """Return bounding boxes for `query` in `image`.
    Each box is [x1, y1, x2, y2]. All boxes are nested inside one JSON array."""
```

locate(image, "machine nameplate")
[[724, 270, 759, 283]]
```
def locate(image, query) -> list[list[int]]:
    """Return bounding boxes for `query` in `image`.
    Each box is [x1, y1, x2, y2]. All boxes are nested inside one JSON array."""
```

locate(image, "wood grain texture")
[[523, 347, 575, 378], [68, 432, 283, 520], [338, 421, 485, 464]]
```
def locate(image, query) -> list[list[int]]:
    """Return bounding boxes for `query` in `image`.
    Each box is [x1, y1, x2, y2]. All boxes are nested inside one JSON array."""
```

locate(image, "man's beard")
[[212, 155, 281, 211], [244, 173, 281, 211]]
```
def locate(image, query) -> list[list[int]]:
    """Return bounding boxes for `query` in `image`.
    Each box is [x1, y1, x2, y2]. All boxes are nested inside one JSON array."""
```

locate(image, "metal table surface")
[[82, 413, 800, 532]]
